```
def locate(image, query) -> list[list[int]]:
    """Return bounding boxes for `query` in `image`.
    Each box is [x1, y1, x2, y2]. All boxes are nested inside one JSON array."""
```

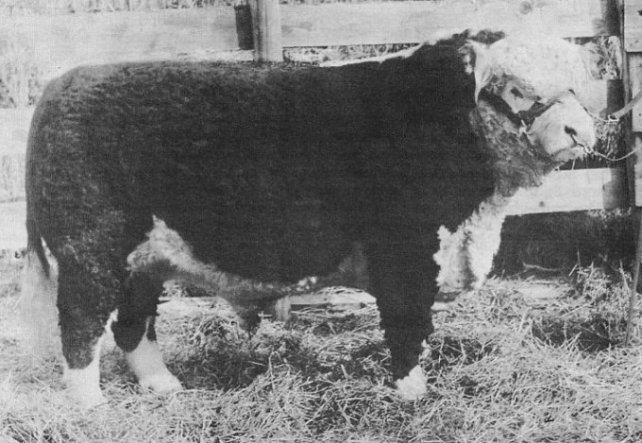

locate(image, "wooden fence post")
[[249, 0, 283, 63], [622, 0, 642, 342]]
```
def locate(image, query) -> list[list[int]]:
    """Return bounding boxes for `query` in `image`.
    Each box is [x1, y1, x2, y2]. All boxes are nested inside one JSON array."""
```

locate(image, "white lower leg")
[[63, 334, 107, 409], [395, 365, 427, 401], [125, 317, 182, 393]]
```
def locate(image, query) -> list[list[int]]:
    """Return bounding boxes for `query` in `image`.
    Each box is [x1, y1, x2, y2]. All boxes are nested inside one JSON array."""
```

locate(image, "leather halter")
[[478, 88, 567, 128]]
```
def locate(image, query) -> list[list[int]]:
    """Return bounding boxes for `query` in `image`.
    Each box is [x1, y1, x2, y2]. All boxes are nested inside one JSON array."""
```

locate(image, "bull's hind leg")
[[53, 211, 141, 408], [56, 261, 118, 409], [111, 273, 182, 393]]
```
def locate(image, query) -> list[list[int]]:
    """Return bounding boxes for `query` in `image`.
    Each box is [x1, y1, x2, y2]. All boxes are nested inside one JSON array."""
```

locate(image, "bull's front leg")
[[367, 239, 435, 401], [111, 272, 182, 394]]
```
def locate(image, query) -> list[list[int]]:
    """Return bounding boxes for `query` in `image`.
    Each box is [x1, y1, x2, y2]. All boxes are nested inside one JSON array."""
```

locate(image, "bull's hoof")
[[139, 372, 183, 393], [66, 386, 108, 410], [63, 359, 108, 409], [394, 365, 427, 401]]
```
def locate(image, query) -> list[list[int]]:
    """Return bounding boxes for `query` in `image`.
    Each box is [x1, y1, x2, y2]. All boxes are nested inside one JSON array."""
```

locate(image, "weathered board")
[[0, 167, 626, 249], [626, 52, 642, 206], [624, 1, 642, 207], [0, 74, 615, 205], [0, 166, 628, 250], [624, 0, 642, 51], [2, 0, 607, 82], [505, 168, 627, 215], [279, 0, 606, 47], [2, 9, 241, 80]]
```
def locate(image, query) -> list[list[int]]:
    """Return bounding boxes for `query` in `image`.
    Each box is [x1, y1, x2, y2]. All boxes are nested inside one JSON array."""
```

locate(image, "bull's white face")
[[466, 35, 597, 164]]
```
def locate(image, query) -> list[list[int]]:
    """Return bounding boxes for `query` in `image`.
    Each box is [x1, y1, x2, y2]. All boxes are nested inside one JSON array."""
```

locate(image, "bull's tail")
[[26, 201, 50, 277], [19, 203, 60, 358]]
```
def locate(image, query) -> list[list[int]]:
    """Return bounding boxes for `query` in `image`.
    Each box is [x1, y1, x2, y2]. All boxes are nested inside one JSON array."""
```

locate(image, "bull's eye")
[[510, 87, 524, 99]]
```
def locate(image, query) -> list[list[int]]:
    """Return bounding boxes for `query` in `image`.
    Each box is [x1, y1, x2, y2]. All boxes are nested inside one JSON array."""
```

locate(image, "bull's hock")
[[0, 107, 33, 203]]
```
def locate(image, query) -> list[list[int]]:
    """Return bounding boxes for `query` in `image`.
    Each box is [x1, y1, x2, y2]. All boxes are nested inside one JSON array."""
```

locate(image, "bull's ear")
[[459, 40, 493, 102]]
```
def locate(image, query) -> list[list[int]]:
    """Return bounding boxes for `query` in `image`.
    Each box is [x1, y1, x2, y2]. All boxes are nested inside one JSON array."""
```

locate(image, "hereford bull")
[[22, 30, 596, 408]]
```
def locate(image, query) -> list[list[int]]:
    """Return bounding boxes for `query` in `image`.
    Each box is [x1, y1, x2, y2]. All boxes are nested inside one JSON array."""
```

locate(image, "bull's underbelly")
[[155, 197, 353, 283], [126, 213, 351, 296]]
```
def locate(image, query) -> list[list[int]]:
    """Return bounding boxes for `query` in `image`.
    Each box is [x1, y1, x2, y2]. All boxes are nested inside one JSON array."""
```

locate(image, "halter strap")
[[478, 88, 569, 128]]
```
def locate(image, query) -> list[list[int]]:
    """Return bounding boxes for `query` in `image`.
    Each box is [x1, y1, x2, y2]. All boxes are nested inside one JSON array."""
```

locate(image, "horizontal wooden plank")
[[0, 78, 614, 202], [0, 166, 629, 250], [280, 0, 605, 47], [1, 163, 623, 213], [624, 0, 642, 51], [0, 82, 611, 149], [288, 289, 375, 308], [4, 0, 607, 82], [505, 168, 627, 215], [3, 8, 241, 80]]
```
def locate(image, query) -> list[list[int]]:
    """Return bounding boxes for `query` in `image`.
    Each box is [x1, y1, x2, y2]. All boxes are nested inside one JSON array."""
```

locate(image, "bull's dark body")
[[26, 34, 495, 379]]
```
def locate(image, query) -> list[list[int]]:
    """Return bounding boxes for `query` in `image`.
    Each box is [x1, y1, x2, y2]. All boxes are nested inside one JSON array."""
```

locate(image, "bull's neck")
[[471, 100, 558, 197]]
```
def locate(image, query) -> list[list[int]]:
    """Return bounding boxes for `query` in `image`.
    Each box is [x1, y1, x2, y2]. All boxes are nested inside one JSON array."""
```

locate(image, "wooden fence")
[[0, 0, 634, 249], [624, 1, 642, 207], [0, 1, 613, 73]]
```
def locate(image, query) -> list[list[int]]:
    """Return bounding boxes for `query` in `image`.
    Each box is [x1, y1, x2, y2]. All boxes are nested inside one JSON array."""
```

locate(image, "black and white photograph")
[[0, 0, 640, 441]]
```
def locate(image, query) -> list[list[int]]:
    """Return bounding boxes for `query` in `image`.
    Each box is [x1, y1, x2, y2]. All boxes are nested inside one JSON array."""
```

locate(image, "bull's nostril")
[[564, 126, 577, 137]]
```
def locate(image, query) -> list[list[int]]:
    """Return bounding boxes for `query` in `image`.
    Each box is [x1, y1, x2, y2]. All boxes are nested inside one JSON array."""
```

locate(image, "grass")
[[0, 252, 641, 442]]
